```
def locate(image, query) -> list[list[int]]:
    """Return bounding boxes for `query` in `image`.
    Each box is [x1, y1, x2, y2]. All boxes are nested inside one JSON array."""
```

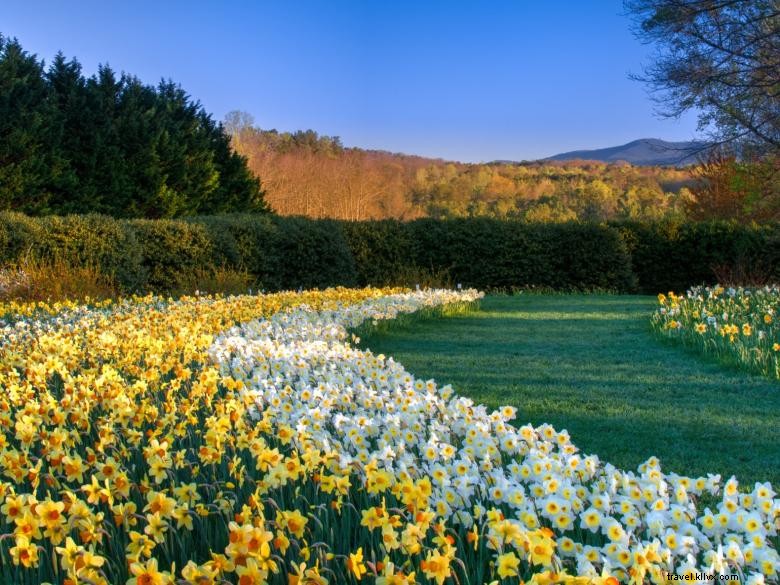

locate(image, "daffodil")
[[420, 549, 452, 585], [346, 547, 367, 580], [9, 535, 39, 568], [496, 551, 521, 578], [128, 557, 173, 585]]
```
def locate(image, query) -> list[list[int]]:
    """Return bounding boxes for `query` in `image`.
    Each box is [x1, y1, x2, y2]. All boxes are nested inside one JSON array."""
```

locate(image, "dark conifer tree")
[[0, 36, 61, 212], [45, 52, 86, 211], [0, 35, 269, 217]]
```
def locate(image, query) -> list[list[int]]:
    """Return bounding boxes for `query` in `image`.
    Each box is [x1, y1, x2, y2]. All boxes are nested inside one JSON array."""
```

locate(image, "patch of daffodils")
[[653, 285, 779, 379], [0, 287, 777, 585], [212, 289, 779, 584]]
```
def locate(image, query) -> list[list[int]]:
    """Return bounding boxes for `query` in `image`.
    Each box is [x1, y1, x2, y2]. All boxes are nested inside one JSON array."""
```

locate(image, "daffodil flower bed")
[[0, 288, 778, 585], [652, 285, 780, 380]]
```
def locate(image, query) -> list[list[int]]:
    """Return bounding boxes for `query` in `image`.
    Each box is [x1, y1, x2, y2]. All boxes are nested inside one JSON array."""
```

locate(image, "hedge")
[[0, 211, 777, 294], [613, 220, 780, 293], [188, 215, 358, 291]]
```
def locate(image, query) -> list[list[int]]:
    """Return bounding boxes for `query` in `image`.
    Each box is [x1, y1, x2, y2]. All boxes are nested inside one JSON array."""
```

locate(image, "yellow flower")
[[496, 551, 521, 578], [10, 534, 39, 568], [466, 523, 479, 550], [144, 512, 169, 543], [205, 552, 235, 575], [181, 560, 219, 584], [420, 549, 452, 585], [81, 475, 113, 506], [277, 509, 308, 538], [361, 505, 387, 530], [528, 531, 556, 567], [346, 547, 367, 580], [145, 491, 177, 518], [128, 557, 173, 585], [377, 557, 416, 585], [289, 561, 329, 585], [235, 558, 269, 585], [366, 468, 394, 494], [56, 536, 84, 572], [127, 531, 156, 559], [273, 529, 291, 554], [1, 493, 26, 523], [172, 506, 194, 531], [14, 509, 42, 540], [35, 499, 65, 528]]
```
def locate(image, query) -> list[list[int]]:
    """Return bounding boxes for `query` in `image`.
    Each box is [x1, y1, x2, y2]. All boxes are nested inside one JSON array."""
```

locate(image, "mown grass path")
[[360, 295, 780, 486]]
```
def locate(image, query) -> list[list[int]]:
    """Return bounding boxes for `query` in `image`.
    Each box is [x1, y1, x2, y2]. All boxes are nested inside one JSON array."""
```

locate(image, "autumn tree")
[[224, 111, 699, 222], [687, 147, 780, 221]]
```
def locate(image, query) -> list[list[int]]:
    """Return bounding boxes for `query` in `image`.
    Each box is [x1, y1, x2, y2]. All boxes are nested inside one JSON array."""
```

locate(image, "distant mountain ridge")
[[544, 138, 712, 166]]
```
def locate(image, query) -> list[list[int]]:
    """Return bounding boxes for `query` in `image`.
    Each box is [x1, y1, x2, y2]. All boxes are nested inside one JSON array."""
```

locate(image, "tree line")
[[226, 111, 710, 222], [227, 111, 779, 222], [0, 35, 267, 217], [2, 3, 777, 225]]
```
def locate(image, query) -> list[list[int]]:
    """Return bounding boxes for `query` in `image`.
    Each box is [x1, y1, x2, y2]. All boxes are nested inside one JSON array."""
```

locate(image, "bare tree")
[[625, 0, 780, 154]]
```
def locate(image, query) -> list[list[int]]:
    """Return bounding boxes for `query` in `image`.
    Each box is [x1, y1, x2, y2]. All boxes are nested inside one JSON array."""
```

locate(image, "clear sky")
[[2, 0, 701, 162]]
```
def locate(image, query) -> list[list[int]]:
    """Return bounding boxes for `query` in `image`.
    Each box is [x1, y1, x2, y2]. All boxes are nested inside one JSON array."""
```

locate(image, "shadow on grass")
[[360, 295, 780, 485]]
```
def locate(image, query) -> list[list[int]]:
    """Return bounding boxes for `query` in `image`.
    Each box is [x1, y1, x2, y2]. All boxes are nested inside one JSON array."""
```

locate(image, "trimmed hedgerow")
[[613, 220, 780, 293], [0, 211, 776, 294]]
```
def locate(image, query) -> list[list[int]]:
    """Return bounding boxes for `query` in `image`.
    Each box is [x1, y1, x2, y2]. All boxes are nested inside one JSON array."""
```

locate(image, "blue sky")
[[2, 1, 701, 162]]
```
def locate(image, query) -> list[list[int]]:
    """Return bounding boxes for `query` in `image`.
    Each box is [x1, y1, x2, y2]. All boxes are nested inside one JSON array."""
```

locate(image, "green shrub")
[[341, 220, 416, 286], [189, 214, 277, 278], [267, 217, 358, 290], [191, 215, 357, 291], [0, 213, 776, 296], [37, 214, 144, 290], [129, 219, 213, 292], [614, 220, 780, 293], [0, 212, 145, 290], [0, 212, 47, 264], [353, 219, 636, 292]]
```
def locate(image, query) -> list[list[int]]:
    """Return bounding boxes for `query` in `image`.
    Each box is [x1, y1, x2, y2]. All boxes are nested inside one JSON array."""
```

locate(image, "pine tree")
[[0, 36, 60, 212], [45, 52, 86, 211], [0, 36, 270, 217], [202, 114, 268, 214]]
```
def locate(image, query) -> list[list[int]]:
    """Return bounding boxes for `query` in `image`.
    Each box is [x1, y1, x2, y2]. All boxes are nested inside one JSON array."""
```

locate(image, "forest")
[[228, 115, 689, 221], [226, 112, 780, 223], [1, 35, 777, 223]]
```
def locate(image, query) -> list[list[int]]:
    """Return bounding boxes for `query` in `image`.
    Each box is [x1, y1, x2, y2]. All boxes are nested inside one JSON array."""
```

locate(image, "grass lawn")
[[359, 294, 780, 487]]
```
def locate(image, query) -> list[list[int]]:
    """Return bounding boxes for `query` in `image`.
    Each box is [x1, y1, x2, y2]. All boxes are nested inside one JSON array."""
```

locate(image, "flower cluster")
[[0, 287, 777, 585], [0, 287, 400, 584], [212, 290, 778, 584], [652, 285, 779, 379]]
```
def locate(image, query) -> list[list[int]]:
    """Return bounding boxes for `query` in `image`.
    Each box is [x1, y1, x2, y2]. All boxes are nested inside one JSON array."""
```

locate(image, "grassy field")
[[360, 294, 780, 486]]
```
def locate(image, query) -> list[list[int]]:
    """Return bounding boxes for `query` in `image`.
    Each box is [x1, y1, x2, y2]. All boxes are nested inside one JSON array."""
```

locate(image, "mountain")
[[545, 138, 712, 166]]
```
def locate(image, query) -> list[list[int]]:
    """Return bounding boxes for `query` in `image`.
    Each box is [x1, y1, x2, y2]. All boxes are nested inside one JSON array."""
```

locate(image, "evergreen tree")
[[0, 36, 60, 212], [45, 52, 86, 211], [82, 65, 130, 215], [202, 114, 268, 214], [153, 80, 219, 217], [0, 35, 269, 217]]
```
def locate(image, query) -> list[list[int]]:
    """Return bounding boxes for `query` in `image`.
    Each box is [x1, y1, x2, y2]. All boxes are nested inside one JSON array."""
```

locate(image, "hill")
[[226, 115, 697, 221], [545, 138, 712, 166]]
